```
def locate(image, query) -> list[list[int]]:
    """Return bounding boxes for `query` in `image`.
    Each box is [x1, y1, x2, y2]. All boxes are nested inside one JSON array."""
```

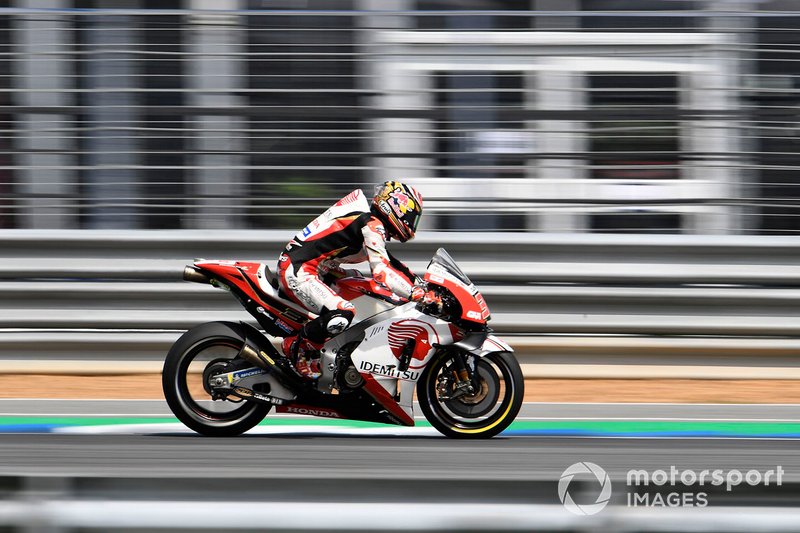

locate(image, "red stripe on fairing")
[[485, 337, 510, 353], [360, 373, 414, 426], [387, 324, 427, 349], [386, 320, 440, 366]]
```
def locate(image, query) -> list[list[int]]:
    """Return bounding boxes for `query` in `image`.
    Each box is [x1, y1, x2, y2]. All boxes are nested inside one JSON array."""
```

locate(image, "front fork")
[[436, 348, 478, 401]]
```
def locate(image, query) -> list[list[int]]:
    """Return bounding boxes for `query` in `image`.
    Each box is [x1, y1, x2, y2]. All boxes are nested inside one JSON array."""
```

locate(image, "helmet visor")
[[403, 208, 420, 235]]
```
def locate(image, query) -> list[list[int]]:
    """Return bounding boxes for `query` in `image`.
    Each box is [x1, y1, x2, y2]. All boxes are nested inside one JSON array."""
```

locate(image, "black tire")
[[162, 322, 271, 437], [417, 350, 524, 439]]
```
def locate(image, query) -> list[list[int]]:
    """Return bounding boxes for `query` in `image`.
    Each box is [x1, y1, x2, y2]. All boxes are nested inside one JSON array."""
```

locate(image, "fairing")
[[187, 249, 507, 427]]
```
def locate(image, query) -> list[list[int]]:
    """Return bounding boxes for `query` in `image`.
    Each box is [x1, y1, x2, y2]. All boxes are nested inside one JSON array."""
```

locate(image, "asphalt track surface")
[[1, 433, 799, 483], [1, 401, 799, 488]]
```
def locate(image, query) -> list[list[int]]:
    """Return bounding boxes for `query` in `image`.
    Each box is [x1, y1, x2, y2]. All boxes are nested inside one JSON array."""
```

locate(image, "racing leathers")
[[277, 189, 417, 377]]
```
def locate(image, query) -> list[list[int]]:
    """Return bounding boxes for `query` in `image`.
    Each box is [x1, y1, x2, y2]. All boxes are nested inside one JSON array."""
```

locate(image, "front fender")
[[476, 334, 514, 357], [451, 331, 513, 357]]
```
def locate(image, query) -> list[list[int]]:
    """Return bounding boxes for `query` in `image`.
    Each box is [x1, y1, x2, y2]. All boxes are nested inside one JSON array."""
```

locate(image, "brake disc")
[[444, 360, 501, 418]]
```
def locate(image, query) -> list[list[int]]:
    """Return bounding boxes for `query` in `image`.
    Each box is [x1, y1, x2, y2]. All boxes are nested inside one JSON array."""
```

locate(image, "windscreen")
[[427, 248, 472, 286]]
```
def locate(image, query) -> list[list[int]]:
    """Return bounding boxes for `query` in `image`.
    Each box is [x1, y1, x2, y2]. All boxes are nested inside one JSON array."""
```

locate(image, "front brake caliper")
[[436, 373, 454, 401]]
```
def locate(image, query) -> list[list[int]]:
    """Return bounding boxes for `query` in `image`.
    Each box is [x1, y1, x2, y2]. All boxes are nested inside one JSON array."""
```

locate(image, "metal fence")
[[2, 230, 799, 379], [1, 1, 799, 234]]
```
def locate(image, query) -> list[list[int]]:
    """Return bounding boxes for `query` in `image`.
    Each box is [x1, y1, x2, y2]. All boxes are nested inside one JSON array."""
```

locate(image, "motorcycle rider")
[[277, 181, 440, 379]]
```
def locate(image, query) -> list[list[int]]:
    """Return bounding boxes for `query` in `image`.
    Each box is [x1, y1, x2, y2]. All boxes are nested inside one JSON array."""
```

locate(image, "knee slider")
[[300, 308, 355, 343], [323, 309, 354, 335]]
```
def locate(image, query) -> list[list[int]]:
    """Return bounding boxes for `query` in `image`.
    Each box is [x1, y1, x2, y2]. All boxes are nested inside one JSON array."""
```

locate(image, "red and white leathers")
[[277, 189, 419, 378], [277, 188, 416, 315]]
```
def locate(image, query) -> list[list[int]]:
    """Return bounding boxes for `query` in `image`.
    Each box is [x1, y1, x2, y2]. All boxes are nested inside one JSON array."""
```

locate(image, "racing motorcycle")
[[163, 248, 524, 438]]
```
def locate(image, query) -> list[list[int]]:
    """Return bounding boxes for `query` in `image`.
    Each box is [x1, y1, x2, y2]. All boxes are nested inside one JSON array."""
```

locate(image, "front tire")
[[162, 322, 271, 437], [418, 350, 524, 439]]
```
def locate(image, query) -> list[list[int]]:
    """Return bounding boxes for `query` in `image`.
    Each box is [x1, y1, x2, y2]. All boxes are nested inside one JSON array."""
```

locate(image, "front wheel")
[[418, 350, 524, 439], [162, 322, 271, 437]]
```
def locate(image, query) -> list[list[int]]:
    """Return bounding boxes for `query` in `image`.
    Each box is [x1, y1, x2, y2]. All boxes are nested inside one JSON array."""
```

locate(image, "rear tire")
[[162, 322, 271, 437], [418, 350, 524, 439]]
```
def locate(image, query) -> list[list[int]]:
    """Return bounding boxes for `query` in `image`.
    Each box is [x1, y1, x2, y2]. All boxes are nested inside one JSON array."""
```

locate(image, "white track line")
[[55, 424, 442, 437]]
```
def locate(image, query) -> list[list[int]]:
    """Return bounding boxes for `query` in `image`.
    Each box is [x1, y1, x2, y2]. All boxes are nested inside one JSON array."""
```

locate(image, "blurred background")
[[1, 0, 798, 235]]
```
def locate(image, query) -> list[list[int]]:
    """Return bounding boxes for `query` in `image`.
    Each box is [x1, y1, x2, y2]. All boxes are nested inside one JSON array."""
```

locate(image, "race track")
[[1, 401, 799, 488], [1, 433, 799, 485], [2, 399, 799, 533]]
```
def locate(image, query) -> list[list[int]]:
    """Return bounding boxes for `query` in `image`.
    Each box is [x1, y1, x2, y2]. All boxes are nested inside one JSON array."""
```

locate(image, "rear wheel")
[[162, 322, 271, 436], [417, 350, 524, 439]]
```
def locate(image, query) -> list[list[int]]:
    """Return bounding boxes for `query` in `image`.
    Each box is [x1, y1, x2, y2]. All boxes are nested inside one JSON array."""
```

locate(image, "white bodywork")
[[322, 292, 511, 421]]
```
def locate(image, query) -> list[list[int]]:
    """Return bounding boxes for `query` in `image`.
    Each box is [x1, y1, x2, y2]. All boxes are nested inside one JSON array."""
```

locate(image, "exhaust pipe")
[[183, 265, 210, 284], [238, 343, 268, 369], [238, 341, 303, 387]]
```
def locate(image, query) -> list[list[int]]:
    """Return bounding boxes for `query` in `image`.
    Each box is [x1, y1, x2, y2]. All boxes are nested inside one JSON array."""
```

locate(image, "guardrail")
[[1, 500, 799, 532], [3, 473, 800, 533], [1, 230, 798, 378]]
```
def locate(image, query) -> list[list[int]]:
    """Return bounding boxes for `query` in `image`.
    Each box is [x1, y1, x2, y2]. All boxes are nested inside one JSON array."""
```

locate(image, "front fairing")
[[423, 248, 491, 327]]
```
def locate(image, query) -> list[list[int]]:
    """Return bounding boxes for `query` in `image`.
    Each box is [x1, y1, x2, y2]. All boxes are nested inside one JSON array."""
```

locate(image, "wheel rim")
[[425, 352, 515, 431], [174, 337, 262, 426]]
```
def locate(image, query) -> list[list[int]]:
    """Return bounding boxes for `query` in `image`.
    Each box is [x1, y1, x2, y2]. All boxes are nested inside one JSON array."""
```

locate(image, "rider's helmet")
[[371, 180, 423, 243]]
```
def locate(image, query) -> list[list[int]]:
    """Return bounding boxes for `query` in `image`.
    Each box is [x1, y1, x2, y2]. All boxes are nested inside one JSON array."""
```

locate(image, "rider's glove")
[[410, 285, 426, 302], [410, 285, 443, 312]]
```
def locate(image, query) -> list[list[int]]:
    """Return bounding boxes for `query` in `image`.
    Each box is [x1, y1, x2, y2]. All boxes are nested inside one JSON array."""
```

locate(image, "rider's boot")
[[281, 334, 322, 380], [281, 307, 355, 380]]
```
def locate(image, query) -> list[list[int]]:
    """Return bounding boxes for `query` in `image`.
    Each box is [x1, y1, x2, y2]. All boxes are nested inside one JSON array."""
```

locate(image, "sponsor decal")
[[466, 310, 482, 320], [233, 387, 284, 405], [232, 368, 265, 380], [380, 410, 405, 426], [282, 308, 306, 323], [233, 386, 252, 397], [359, 361, 420, 381], [427, 264, 450, 279], [283, 406, 342, 418], [302, 226, 311, 237], [274, 318, 294, 334], [387, 319, 438, 368], [475, 293, 490, 318], [388, 187, 416, 217], [378, 201, 394, 218]]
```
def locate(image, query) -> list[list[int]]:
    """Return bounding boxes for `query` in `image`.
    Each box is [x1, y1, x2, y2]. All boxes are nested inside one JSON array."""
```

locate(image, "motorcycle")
[[163, 248, 524, 438]]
